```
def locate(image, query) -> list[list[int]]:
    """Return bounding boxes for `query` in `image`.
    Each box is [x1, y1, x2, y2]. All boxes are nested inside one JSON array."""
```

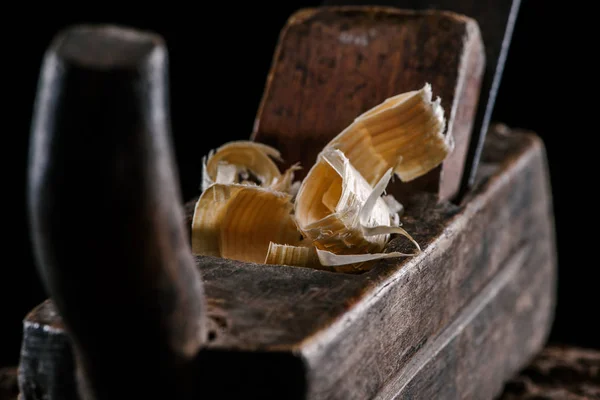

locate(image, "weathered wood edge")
[[376, 237, 555, 399], [439, 20, 485, 200]]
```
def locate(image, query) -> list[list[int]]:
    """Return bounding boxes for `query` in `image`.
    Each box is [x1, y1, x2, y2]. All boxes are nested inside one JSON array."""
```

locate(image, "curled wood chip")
[[316, 248, 417, 267], [192, 84, 449, 272], [293, 149, 419, 271], [325, 83, 450, 185], [295, 149, 397, 254], [201, 141, 300, 194], [270, 163, 302, 194], [264, 242, 326, 270], [191, 184, 301, 264]]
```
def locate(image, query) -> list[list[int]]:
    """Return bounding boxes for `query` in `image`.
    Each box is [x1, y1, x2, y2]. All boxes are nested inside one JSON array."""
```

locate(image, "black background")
[[1, 1, 597, 367]]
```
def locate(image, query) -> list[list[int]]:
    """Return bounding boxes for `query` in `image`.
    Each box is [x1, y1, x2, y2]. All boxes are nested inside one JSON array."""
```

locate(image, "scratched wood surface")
[[17, 125, 557, 399], [252, 7, 485, 202]]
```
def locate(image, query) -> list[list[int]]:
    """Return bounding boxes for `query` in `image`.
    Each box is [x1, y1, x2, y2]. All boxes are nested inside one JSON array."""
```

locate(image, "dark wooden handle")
[[26, 25, 206, 399]]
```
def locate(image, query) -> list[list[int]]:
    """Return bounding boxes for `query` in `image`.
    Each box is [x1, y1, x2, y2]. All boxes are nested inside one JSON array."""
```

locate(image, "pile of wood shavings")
[[191, 84, 452, 272]]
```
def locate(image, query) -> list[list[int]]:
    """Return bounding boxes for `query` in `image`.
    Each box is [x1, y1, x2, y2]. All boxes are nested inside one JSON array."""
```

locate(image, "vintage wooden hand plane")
[[17, 6, 556, 400]]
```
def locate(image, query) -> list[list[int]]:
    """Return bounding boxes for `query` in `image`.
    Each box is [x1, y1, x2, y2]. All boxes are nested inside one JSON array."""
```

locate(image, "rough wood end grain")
[[252, 7, 485, 202]]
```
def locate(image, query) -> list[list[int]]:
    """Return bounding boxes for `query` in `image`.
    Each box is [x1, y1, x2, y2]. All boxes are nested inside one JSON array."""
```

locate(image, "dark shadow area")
[[194, 349, 307, 400]]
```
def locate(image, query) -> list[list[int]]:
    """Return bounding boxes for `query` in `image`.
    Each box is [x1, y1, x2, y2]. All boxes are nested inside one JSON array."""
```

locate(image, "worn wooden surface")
[[323, 0, 522, 197], [25, 25, 206, 400], [376, 230, 553, 399], [252, 7, 485, 202], [19, 125, 557, 399]]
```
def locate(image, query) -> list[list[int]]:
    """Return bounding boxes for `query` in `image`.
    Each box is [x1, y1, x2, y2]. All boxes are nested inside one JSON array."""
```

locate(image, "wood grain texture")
[[17, 305, 77, 400], [18, 125, 557, 399], [252, 7, 485, 202], [323, 0, 521, 196], [376, 236, 554, 399], [298, 126, 556, 399]]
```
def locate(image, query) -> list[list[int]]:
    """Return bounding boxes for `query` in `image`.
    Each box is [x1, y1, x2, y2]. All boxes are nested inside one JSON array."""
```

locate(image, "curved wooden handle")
[[27, 25, 206, 399]]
